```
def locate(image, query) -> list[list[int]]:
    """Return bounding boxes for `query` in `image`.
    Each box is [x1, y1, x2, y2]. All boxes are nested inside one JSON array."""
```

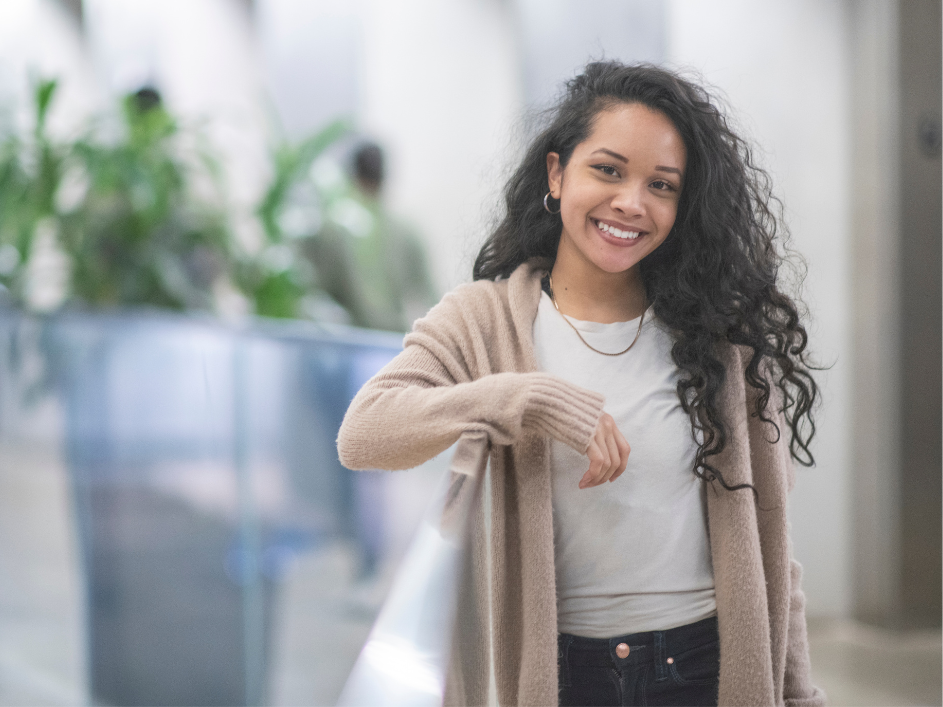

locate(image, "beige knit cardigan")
[[338, 259, 826, 707]]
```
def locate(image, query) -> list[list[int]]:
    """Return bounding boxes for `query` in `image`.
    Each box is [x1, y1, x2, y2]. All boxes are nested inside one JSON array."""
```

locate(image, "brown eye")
[[593, 164, 620, 177]]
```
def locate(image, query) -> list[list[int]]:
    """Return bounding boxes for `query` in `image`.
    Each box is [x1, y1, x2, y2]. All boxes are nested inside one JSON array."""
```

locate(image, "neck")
[[549, 261, 647, 324]]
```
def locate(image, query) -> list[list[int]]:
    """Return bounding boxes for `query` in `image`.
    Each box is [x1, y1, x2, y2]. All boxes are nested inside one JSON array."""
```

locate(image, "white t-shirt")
[[533, 291, 716, 638]]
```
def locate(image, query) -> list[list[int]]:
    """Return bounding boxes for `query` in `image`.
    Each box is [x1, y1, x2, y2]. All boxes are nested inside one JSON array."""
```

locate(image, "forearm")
[[337, 345, 605, 471]]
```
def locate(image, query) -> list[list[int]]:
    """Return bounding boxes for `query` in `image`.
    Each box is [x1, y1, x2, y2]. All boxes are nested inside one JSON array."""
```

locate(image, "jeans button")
[[615, 643, 630, 659]]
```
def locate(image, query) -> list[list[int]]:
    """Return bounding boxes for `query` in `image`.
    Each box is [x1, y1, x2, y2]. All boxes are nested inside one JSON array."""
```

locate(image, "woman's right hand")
[[579, 412, 630, 489]]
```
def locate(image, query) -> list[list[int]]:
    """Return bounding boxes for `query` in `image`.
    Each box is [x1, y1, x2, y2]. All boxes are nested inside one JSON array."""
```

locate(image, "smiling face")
[[547, 102, 687, 281]]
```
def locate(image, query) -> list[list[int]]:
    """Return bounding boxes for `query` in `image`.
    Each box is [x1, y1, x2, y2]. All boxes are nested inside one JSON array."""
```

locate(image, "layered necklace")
[[546, 274, 646, 357]]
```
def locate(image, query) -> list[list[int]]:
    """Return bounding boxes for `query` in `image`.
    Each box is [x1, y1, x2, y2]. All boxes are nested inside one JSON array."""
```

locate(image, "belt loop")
[[654, 630, 668, 682]]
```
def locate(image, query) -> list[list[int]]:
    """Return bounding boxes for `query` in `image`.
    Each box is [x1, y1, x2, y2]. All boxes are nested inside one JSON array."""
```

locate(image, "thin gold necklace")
[[547, 274, 646, 356]]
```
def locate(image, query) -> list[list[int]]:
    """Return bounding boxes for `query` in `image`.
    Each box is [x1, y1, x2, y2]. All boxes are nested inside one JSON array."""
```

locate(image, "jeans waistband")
[[559, 615, 719, 669]]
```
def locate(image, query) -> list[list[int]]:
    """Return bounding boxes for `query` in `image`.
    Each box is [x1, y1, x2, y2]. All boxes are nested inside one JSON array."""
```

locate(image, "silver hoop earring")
[[543, 192, 560, 214]]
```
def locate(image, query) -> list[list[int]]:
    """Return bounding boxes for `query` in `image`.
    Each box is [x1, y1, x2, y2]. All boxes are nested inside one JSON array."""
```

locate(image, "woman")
[[339, 62, 825, 707]]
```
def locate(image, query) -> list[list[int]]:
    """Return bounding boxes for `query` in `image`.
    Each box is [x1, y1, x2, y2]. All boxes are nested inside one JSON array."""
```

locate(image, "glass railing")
[[338, 432, 488, 707], [0, 308, 474, 707]]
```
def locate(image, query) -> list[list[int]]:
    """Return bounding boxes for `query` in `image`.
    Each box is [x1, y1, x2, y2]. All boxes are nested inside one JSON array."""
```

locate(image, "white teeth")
[[596, 220, 640, 240]]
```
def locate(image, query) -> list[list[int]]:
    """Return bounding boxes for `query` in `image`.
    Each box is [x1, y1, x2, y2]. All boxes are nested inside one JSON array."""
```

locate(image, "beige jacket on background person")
[[338, 259, 826, 707]]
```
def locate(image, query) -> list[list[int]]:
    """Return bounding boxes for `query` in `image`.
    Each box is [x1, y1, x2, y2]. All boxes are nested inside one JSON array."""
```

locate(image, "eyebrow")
[[591, 148, 627, 163], [590, 148, 683, 178]]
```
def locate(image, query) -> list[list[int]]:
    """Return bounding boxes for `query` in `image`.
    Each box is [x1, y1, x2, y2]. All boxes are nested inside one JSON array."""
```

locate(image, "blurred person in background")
[[303, 141, 437, 332], [339, 62, 824, 707]]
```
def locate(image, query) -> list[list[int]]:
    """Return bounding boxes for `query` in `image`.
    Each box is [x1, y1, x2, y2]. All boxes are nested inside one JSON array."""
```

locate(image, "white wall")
[[83, 0, 272, 251], [356, 0, 524, 292], [0, 0, 102, 136], [255, 0, 361, 140], [667, 0, 852, 617], [512, 0, 665, 109]]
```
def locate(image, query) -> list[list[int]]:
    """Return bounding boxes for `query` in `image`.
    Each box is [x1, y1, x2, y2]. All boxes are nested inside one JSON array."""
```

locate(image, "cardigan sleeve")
[[783, 558, 827, 707], [337, 285, 606, 471], [764, 366, 825, 707], [767, 376, 824, 706]]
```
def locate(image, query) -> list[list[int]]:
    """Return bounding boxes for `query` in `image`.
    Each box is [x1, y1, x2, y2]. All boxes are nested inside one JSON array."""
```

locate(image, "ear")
[[546, 152, 563, 198]]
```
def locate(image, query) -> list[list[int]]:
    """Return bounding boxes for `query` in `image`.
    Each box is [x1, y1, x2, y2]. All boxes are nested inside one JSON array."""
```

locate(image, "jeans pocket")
[[667, 638, 720, 686]]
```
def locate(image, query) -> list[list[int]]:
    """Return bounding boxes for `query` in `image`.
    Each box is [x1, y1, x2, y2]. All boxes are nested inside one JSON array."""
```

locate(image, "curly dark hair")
[[473, 61, 819, 492]]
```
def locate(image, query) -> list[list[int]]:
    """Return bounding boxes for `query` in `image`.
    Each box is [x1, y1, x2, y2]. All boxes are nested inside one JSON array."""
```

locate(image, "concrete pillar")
[[849, 0, 941, 629], [897, 0, 942, 629]]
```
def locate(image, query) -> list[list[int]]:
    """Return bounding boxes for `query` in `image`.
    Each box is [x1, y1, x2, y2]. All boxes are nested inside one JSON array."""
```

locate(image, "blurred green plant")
[[238, 119, 350, 318], [0, 80, 236, 313], [58, 87, 233, 311], [0, 79, 65, 306], [0, 78, 360, 321]]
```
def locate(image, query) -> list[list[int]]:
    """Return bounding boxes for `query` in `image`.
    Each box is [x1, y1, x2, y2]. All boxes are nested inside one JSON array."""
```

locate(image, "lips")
[[592, 218, 645, 243]]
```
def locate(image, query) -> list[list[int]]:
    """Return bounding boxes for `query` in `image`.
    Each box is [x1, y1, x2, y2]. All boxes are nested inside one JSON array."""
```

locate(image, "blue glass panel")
[[14, 310, 404, 706]]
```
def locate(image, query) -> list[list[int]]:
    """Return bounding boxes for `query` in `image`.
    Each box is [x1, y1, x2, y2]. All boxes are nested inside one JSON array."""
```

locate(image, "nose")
[[611, 181, 646, 217]]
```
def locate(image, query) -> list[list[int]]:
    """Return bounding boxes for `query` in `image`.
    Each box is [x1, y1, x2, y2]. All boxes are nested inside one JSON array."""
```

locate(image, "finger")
[[599, 432, 621, 484], [580, 440, 608, 489], [579, 441, 599, 488], [580, 457, 605, 488], [581, 413, 616, 488], [610, 435, 631, 482], [587, 430, 615, 487], [588, 436, 615, 487], [591, 414, 620, 486]]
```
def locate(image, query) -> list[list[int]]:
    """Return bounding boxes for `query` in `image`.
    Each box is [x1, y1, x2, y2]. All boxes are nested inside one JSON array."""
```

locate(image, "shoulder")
[[422, 277, 508, 317], [403, 259, 548, 373], [446, 277, 511, 309], [409, 259, 548, 341], [405, 279, 512, 359]]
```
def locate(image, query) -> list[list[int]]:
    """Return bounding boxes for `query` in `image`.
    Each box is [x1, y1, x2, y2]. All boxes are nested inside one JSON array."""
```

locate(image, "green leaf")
[[254, 271, 303, 319], [257, 118, 352, 243], [35, 79, 58, 135]]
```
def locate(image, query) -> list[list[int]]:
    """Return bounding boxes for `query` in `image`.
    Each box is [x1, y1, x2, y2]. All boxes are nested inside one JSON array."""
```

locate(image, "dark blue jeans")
[[558, 616, 720, 707]]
